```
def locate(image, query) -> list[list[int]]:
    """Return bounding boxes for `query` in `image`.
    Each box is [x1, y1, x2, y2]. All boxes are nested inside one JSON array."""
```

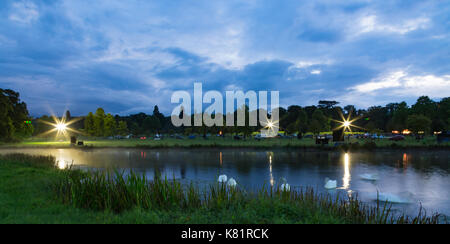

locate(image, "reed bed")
[[53, 168, 440, 224], [0, 153, 55, 167]]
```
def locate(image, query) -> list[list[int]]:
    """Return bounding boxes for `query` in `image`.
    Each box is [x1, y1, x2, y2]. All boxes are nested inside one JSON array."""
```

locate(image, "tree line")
[[81, 96, 449, 137], [23, 93, 450, 138]]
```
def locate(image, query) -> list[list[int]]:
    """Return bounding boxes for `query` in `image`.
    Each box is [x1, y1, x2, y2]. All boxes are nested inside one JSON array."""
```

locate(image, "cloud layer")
[[0, 0, 449, 116]]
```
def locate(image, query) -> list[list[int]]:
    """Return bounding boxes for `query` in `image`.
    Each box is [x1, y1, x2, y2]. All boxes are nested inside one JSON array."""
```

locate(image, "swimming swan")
[[376, 192, 413, 204], [218, 174, 227, 183], [324, 178, 337, 189], [360, 173, 379, 181], [278, 177, 290, 191], [280, 183, 291, 192], [227, 178, 237, 188]]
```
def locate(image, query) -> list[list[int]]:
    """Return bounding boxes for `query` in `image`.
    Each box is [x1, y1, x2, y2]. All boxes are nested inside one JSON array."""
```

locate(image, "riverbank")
[[1, 137, 449, 150], [0, 154, 441, 224]]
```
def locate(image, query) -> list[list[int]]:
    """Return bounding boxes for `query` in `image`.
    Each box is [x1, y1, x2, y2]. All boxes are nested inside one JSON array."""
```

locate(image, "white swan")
[[278, 177, 290, 191], [227, 178, 237, 188], [376, 192, 413, 204], [280, 183, 290, 192], [360, 173, 379, 181], [218, 174, 227, 183], [324, 178, 337, 189]]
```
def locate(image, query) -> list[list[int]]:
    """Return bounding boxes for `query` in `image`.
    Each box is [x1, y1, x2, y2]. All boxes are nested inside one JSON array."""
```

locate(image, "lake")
[[1, 148, 449, 217]]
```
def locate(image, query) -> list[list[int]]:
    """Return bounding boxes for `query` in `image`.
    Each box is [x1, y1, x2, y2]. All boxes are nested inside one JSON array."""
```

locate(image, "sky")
[[0, 0, 449, 117]]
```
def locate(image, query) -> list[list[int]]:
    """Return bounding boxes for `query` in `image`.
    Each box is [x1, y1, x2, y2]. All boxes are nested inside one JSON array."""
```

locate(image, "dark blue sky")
[[1, 0, 449, 117]]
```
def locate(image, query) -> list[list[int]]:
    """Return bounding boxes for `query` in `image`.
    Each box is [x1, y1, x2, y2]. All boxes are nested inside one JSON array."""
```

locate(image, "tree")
[[103, 113, 116, 136], [344, 105, 356, 115], [117, 121, 129, 136], [84, 112, 95, 136], [363, 106, 388, 131], [142, 116, 161, 134], [318, 100, 339, 109], [407, 114, 432, 134], [309, 110, 328, 135], [153, 105, 165, 125], [0, 89, 32, 141], [437, 97, 450, 130], [0, 94, 15, 141], [65, 110, 71, 121], [411, 96, 437, 118], [94, 108, 105, 136], [296, 109, 308, 134], [387, 102, 409, 131]]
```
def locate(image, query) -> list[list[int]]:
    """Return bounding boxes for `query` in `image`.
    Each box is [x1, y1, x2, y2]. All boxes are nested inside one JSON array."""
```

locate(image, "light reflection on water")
[[1, 148, 449, 217]]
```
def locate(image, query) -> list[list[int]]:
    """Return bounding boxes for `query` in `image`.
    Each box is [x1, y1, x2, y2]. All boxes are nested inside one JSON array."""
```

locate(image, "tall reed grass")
[[53, 168, 440, 224], [0, 153, 55, 167]]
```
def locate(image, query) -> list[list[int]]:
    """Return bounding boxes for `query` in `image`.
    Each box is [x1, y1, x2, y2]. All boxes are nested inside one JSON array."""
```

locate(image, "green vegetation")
[[0, 89, 33, 142], [30, 96, 450, 141], [2, 136, 449, 149], [0, 154, 441, 224]]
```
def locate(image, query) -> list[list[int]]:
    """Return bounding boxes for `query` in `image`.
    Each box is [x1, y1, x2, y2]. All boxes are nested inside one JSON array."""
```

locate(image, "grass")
[[1, 136, 449, 150], [0, 154, 443, 224]]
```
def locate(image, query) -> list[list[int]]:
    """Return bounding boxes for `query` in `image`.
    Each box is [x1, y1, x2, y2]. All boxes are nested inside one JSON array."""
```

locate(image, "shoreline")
[[0, 144, 449, 151], [1, 137, 449, 151]]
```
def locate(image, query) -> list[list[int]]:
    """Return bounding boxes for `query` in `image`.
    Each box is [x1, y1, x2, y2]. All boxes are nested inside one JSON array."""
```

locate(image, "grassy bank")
[[1, 136, 449, 150], [0, 154, 441, 224]]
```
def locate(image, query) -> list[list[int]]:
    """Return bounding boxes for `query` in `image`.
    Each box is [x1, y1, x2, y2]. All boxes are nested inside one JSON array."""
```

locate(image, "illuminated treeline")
[[111, 96, 450, 136], [30, 95, 450, 138]]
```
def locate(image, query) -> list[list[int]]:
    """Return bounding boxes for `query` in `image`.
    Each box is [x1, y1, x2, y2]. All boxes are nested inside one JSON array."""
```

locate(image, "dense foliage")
[[111, 96, 450, 136], [29, 95, 450, 138], [0, 89, 33, 142]]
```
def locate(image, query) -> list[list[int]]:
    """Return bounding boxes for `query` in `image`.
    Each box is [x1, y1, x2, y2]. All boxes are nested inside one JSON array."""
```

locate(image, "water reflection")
[[56, 149, 71, 169], [403, 153, 409, 171], [343, 153, 351, 190], [268, 152, 274, 187]]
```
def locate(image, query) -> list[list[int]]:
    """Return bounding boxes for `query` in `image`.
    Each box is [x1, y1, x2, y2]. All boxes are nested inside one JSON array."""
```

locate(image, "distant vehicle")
[[389, 135, 405, 141], [188, 135, 196, 139], [154, 134, 162, 141], [176, 135, 184, 140]]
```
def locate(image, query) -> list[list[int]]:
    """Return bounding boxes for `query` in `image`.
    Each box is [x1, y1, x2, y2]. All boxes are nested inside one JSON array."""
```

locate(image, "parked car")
[[389, 135, 405, 141]]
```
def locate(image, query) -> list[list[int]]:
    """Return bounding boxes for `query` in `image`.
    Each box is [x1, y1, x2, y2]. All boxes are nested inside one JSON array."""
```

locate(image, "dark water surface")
[[1, 148, 449, 217]]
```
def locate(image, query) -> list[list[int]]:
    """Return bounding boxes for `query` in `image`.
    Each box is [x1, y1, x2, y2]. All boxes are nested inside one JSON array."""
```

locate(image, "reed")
[[0, 153, 55, 167], [53, 168, 440, 224]]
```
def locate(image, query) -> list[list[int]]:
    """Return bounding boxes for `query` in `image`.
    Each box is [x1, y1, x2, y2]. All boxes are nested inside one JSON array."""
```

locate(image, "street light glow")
[[55, 123, 67, 132], [332, 111, 364, 133], [343, 121, 351, 127], [36, 111, 83, 139]]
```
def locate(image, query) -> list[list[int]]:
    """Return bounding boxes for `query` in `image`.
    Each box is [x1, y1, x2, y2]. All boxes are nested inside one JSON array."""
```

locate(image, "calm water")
[[1, 148, 449, 217]]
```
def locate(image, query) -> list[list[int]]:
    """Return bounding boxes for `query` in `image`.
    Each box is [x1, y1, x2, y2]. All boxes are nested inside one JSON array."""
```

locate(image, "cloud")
[[356, 15, 430, 35], [343, 70, 450, 107], [8, 1, 39, 24], [310, 70, 322, 75], [0, 0, 449, 116]]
